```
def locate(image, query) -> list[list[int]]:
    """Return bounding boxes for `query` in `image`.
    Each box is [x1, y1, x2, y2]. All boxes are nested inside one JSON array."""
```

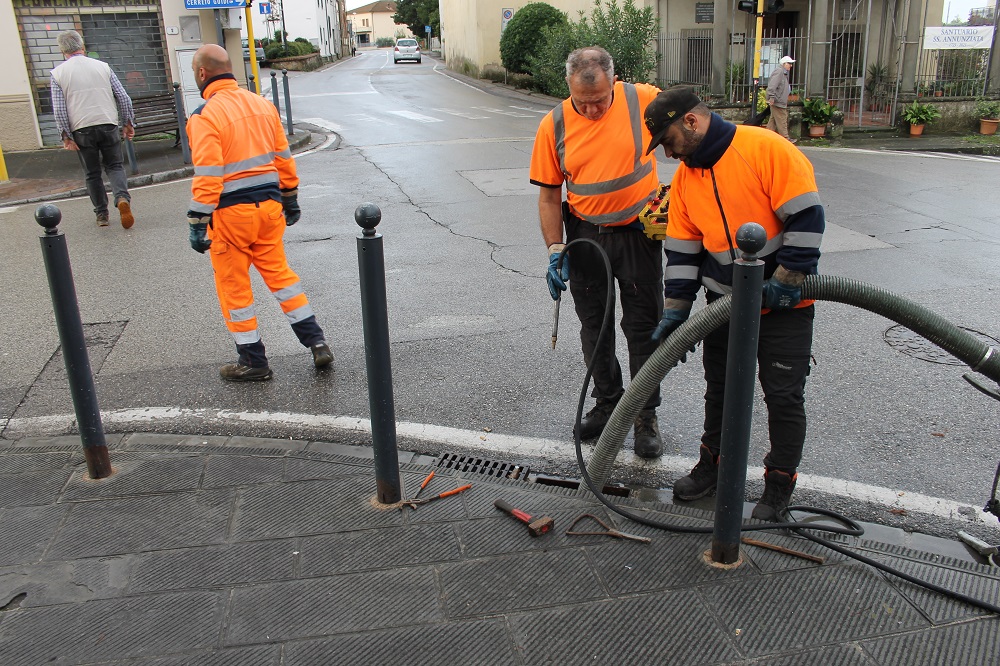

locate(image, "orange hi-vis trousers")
[[208, 199, 314, 347]]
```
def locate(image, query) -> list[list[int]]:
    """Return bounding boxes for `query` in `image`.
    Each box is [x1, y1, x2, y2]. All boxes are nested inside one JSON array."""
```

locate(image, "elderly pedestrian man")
[[644, 86, 824, 519], [185, 44, 333, 381], [50, 30, 136, 228], [766, 55, 795, 141], [530, 46, 666, 458]]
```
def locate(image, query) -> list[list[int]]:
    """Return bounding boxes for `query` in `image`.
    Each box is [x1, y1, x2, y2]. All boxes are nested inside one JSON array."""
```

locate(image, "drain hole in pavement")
[[436, 453, 529, 480], [533, 473, 631, 497], [0, 593, 27, 611], [884, 325, 1000, 366]]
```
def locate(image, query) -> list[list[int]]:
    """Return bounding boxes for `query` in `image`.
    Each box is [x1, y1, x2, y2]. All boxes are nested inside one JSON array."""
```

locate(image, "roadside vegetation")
[[262, 32, 317, 60], [494, 0, 659, 98]]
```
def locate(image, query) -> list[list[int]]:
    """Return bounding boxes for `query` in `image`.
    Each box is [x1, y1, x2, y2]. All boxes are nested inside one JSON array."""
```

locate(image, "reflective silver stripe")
[[221, 172, 280, 193], [552, 103, 567, 176], [229, 305, 256, 323], [276, 148, 292, 159], [580, 193, 653, 225], [189, 200, 216, 214], [710, 234, 782, 266], [783, 231, 823, 249], [225, 153, 276, 174], [623, 82, 641, 162], [665, 238, 704, 254], [284, 303, 314, 324], [194, 165, 225, 177], [776, 191, 823, 221], [702, 277, 733, 295], [566, 160, 653, 196], [272, 282, 304, 303], [232, 329, 261, 345], [666, 265, 700, 280]]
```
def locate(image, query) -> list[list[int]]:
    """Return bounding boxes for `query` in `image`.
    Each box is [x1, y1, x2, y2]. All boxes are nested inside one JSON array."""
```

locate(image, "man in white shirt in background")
[[50, 30, 136, 228]]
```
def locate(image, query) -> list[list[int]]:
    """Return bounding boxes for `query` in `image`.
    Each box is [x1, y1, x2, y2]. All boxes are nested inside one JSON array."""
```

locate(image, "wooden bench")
[[125, 92, 191, 173]]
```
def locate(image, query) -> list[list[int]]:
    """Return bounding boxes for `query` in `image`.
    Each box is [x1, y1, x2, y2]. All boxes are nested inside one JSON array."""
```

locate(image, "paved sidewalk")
[[0, 432, 997, 665]]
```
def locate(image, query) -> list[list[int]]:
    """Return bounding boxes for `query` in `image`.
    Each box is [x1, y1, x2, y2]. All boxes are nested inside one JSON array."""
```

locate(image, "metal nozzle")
[[551, 297, 561, 349]]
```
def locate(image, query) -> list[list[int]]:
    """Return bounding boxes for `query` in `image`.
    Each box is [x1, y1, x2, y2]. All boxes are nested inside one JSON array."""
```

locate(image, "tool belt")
[[597, 220, 643, 234]]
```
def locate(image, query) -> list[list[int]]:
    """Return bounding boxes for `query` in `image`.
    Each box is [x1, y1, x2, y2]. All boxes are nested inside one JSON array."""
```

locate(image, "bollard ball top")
[[735, 222, 767, 255], [355, 203, 382, 231], [34, 204, 62, 231]]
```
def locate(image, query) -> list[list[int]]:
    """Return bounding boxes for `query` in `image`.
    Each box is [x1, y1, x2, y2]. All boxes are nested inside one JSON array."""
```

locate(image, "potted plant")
[[975, 98, 1000, 135], [787, 88, 802, 103], [802, 97, 833, 137], [865, 61, 890, 111], [899, 100, 941, 137]]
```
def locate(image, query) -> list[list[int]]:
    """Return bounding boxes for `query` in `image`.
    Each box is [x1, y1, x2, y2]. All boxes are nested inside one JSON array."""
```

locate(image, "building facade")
[[247, 0, 348, 58], [346, 0, 411, 46]]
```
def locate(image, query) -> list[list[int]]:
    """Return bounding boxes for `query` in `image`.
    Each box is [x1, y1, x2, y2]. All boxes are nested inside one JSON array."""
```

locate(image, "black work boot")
[[633, 409, 663, 459], [311, 341, 334, 368], [751, 469, 797, 521], [574, 401, 617, 440], [673, 444, 719, 501], [219, 362, 273, 382]]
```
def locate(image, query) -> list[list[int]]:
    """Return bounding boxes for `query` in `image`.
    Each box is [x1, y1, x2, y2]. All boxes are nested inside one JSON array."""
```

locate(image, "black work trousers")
[[565, 213, 663, 410], [701, 302, 814, 472]]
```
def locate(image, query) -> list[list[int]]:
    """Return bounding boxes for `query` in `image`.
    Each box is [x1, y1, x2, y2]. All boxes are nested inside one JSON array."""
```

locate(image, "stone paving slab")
[[0, 441, 997, 665]]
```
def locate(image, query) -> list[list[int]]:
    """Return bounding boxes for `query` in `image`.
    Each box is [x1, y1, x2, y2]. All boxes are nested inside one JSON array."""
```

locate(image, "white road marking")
[[292, 91, 379, 98], [358, 136, 535, 149], [817, 146, 1000, 162], [3, 406, 990, 525], [293, 133, 338, 158], [509, 105, 550, 114], [0, 206, 22, 214], [387, 110, 443, 123], [434, 108, 490, 119], [473, 106, 535, 118], [299, 117, 342, 132], [432, 65, 490, 94]]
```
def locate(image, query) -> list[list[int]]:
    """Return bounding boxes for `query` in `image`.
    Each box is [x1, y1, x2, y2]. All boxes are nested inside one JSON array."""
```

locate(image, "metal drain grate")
[[883, 325, 1000, 365], [436, 453, 529, 481]]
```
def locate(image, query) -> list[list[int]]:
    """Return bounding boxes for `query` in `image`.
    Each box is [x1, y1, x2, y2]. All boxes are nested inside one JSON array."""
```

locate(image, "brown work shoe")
[[311, 341, 334, 368], [219, 362, 273, 382], [117, 199, 134, 229], [96, 211, 110, 227]]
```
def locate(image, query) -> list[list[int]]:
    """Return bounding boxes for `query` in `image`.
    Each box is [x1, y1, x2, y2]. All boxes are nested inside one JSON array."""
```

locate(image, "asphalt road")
[[3, 49, 1000, 540]]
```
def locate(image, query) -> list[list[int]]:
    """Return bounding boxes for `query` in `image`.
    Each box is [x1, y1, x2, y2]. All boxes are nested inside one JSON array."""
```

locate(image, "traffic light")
[[737, 0, 784, 13]]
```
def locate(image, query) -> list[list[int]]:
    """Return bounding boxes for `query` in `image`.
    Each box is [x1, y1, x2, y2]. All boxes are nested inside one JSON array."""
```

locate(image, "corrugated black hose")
[[558, 238, 1000, 615]]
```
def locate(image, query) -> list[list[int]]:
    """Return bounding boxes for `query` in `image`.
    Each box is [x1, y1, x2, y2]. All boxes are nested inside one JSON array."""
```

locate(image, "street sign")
[[501, 8, 514, 34], [425, 25, 431, 33], [260, 2, 271, 13], [184, 0, 246, 8]]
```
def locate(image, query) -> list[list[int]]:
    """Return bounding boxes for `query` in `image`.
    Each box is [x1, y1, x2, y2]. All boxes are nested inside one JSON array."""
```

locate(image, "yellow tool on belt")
[[638, 183, 670, 241]]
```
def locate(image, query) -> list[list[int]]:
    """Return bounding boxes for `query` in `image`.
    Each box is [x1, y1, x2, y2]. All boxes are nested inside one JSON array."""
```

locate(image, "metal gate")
[[826, 0, 896, 127]]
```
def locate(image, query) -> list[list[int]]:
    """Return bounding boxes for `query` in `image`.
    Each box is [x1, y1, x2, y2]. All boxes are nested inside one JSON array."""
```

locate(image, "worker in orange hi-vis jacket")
[[185, 44, 333, 382]]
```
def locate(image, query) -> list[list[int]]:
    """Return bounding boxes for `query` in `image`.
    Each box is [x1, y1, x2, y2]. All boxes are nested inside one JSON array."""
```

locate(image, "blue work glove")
[[546, 243, 569, 301], [763, 266, 805, 309], [188, 216, 212, 254], [282, 189, 301, 226], [651, 306, 691, 342]]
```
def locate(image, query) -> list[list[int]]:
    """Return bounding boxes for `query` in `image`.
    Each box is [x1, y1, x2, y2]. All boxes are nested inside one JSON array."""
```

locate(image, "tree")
[[528, 0, 659, 98], [500, 3, 567, 74], [393, 0, 439, 38]]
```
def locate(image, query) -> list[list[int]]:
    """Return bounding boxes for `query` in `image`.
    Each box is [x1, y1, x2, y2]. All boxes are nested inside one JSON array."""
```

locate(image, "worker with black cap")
[[643, 86, 825, 520], [529, 46, 665, 458]]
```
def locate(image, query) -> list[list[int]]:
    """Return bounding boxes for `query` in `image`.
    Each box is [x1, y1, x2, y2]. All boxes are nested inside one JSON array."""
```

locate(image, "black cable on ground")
[[559, 237, 1000, 616]]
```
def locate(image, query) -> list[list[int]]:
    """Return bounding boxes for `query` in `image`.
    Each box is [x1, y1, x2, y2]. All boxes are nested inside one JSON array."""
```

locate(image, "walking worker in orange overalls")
[[185, 44, 333, 382]]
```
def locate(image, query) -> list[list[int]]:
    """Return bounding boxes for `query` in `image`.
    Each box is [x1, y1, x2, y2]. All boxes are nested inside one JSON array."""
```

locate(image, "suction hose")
[[585, 274, 1000, 489]]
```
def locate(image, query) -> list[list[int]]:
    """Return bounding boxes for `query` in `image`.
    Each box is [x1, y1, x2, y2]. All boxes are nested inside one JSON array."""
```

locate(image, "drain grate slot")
[[436, 453, 529, 481]]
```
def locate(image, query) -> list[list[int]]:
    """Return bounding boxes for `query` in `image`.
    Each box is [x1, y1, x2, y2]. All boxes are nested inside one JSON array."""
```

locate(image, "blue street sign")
[[260, 2, 270, 12], [184, 0, 246, 9], [424, 25, 431, 33]]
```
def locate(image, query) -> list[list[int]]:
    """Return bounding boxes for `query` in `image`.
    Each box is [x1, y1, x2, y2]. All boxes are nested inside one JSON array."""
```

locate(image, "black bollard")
[[35, 205, 112, 479], [249, 73, 256, 95], [711, 222, 767, 565], [172, 83, 191, 165], [281, 69, 293, 136], [270, 71, 280, 112], [355, 203, 402, 504]]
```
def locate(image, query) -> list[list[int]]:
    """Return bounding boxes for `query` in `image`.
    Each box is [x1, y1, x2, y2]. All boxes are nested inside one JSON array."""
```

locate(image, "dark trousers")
[[565, 213, 663, 410], [72, 124, 130, 215], [701, 303, 814, 472]]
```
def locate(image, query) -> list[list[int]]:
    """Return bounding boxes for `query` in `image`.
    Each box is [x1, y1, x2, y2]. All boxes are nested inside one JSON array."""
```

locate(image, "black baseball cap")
[[644, 86, 702, 155]]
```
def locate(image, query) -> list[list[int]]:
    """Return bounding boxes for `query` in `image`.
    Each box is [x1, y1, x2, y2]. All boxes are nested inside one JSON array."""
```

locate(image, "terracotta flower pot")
[[787, 94, 800, 103], [808, 124, 826, 137], [909, 124, 925, 136], [980, 119, 1000, 136]]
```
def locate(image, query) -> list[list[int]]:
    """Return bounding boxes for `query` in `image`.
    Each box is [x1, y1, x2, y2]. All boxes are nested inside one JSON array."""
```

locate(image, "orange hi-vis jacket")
[[186, 74, 297, 216], [530, 81, 660, 226]]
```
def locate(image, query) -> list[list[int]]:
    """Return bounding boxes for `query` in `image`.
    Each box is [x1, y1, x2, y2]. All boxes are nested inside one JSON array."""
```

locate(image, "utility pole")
[[279, 0, 287, 49]]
